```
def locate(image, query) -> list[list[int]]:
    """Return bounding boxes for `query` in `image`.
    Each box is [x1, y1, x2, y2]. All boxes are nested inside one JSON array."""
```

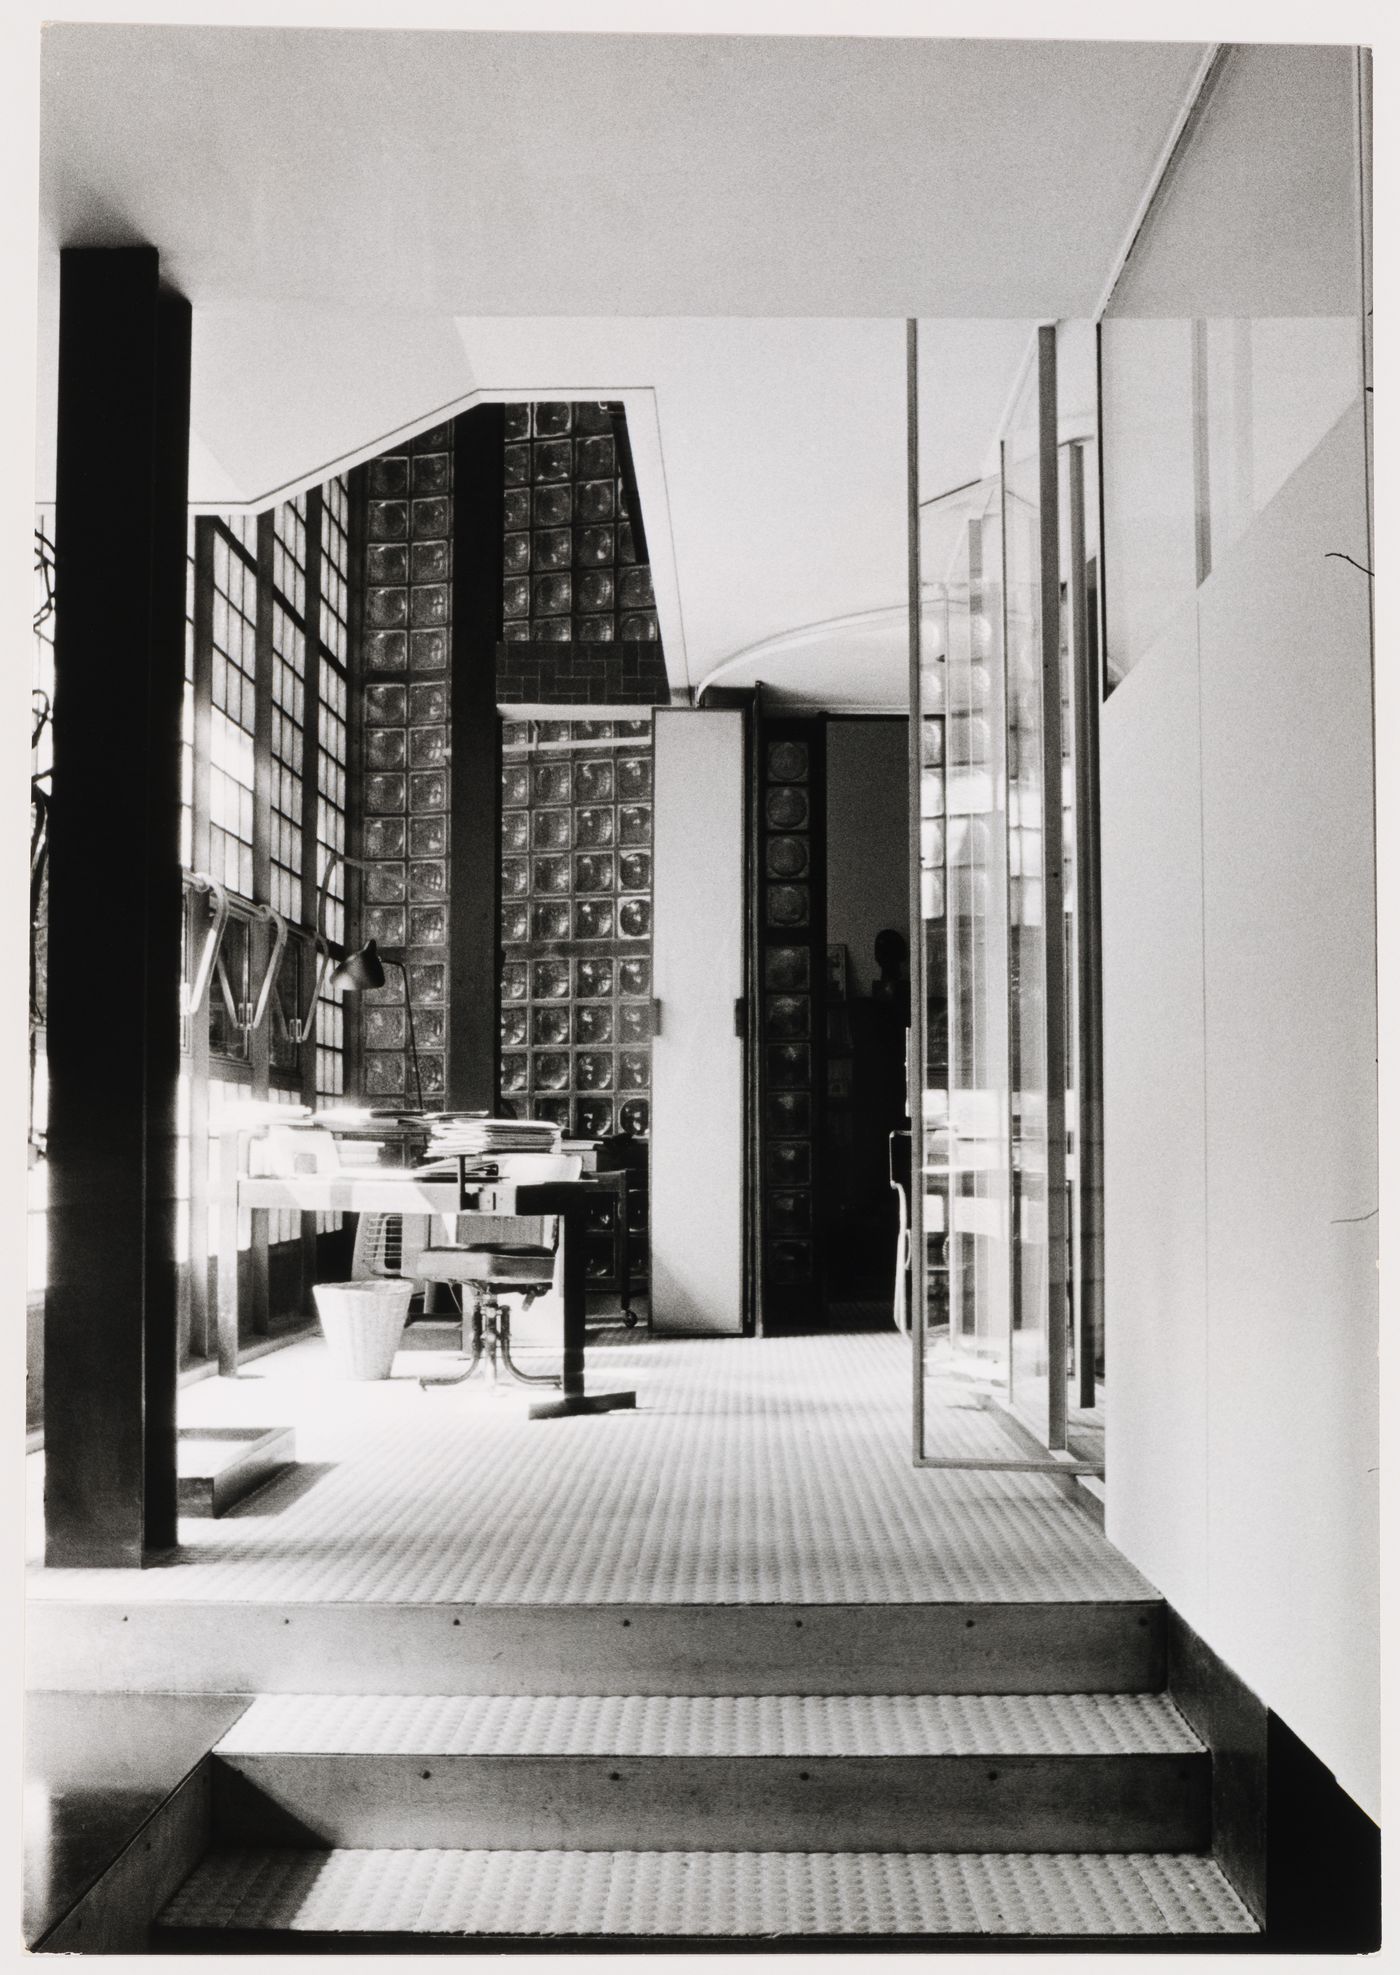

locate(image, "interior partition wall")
[[909, 320, 1103, 1471]]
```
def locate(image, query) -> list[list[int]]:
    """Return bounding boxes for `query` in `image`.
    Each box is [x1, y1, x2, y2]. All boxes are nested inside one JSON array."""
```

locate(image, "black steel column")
[[447, 406, 505, 1112], [44, 248, 190, 1565]]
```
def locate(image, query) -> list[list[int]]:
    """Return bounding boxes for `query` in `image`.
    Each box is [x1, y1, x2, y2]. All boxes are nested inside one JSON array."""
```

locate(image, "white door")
[[650, 707, 746, 1332]]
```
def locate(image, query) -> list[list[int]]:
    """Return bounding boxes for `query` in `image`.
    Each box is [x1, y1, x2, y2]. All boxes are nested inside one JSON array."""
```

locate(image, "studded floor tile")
[[30, 1331, 1150, 1606], [159, 1847, 1259, 1936], [218, 1690, 1202, 1758]]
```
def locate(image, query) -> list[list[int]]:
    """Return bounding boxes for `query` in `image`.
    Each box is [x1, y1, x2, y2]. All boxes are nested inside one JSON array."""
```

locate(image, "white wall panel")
[[650, 709, 746, 1333], [1196, 404, 1378, 1819], [1101, 604, 1211, 1611]]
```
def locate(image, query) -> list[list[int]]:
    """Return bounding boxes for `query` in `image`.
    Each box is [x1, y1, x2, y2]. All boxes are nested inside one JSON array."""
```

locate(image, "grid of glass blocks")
[[499, 718, 653, 1143], [762, 734, 817, 1290], [209, 524, 257, 898], [501, 403, 660, 647], [360, 426, 454, 1105]]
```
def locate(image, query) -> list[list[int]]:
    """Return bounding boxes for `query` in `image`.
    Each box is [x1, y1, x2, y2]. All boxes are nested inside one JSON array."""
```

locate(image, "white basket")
[[312, 1280, 415, 1381]]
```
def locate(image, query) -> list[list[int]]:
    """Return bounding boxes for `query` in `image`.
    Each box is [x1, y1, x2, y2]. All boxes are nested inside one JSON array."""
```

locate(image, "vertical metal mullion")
[[188, 518, 215, 1362], [1036, 325, 1068, 1452], [998, 443, 1023, 1384], [1068, 443, 1104, 1412], [905, 319, 926, 1461], [298, 489, 325, 1303], [249, 511, 274, 1337]]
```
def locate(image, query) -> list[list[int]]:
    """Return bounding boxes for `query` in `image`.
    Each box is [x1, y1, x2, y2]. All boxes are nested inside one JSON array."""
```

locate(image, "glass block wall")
[[359, 422, 455, 1105], [502, 402, 660, 647], [500, 718, 654, 1142]]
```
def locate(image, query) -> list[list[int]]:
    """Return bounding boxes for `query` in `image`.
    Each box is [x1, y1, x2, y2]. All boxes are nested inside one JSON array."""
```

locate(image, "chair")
[[417, 1152, 583, 1391]]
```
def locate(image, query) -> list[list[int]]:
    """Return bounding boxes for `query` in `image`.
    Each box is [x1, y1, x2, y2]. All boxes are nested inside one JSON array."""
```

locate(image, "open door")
[[649, 707, 747, 1332]]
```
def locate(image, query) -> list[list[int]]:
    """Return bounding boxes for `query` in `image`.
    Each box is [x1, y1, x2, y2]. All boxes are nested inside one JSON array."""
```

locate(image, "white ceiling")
[[35, 27, 1208, 707]]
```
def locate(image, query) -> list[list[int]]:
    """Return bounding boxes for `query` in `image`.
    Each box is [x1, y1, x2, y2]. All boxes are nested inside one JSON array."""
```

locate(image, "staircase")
[[151, 1597, 1259, 1948]]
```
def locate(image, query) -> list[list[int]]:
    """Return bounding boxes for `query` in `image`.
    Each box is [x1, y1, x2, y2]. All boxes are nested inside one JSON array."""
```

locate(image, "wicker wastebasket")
[[312, 1280, 414, 1381]]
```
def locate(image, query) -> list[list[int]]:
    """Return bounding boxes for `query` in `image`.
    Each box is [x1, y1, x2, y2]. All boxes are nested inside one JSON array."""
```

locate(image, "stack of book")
[[420, 1116, 563, 1170]]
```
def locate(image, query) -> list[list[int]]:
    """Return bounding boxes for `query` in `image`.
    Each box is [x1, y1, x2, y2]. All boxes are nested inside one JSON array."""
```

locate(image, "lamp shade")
[[331, 938, 386, 992]]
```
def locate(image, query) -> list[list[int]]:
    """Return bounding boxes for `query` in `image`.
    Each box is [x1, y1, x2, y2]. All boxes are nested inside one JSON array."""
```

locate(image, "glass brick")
[[576, 569, 615, 613], [768, 1043, 811, 1088], [414, 423, 452, 451], [573, 402, 612, 436], [616, 1052, 647, 1092], [411, 539, 450, 585], [365, 684, 407, 726], [503, 857, 529, 898], [501, 960, 528, 1001], [532, 1006, 570, 1046], [408, 859, 446, 900], [538, 720, 571, 743], [767, 1089, 811, 1137], [576, 1052, 614, 1092], [365, 1005, 407, 1049], [766, 834, 810, 879], [410, 584, 449, 628], [574, 758, 614, 804], [504, 532, 531, 575], [532, 901, 571, 942], [576, 479, 615, 523], [367, 544, 409, 586], [575, 807, 614, 848], [532, 854, 571, 895], [536, 617, 570, 643], [366, 630, 408, 672], [534, 528, 572, 571], [617, 521, 637, 564], [532, 761, 572, 805], [368, 500, 408, 541], [408, 725, 446, 767], [576, 434, 615, 479], [768, 1238, 811, 1283], [620, 1097, 650, 1136], [370, 456, 410, 498], [412, 497, 449, 539], [532, 1051, 570, 1091], [766, 786, 809, 830], [619, 1004, 650, 1044], [575, 525, 614, 566], [503, 405, 531, 443], [367, 587, 407, 629], [504, 444, 530, 488], [765, 946, 810, 991], [533, 401, 573, 436], [767, 740, 808, 783], [618, 957, 651, 997], [620, 611, 659, 641], [409, 770, 447, 812], [576, 957, 614, 998], [502, 764, 531, 806], [532, 439, 573, 484], [364, 816, 406, 860], [365, 772, 406, 813], [616, 756, 652, 800], [365, 905, 406, 946], [574, 1004, 614, 1045], [768, 1142, 812, 1186], [574, 898, 614, 940], [410, 814, 449, 858], [619, 565, 655, 608], [575, 614, 616, 643], [574, 852, 614, 893], [408, 681, 448, 724], [501, 1007, 528, 1049], [502, 903, 528, 943], [365, 859, 406, 903], [365, 727, 406, 771], [533, 959, 571, 999], [410, 630, 448, 670], [618, 804, 651, 846], [766, 994, 810, 1039], [619, 850, 651, 892], [532, 1097, 571, 1127], [412, 452, 450, 495], [501, 1053, 528, 1095], [408, 961, 446, 1003], [534, 484, 573, 527], [533, 573, 572, 618], [575, 1098, 614, 1137], [365, 1051, 406, 1096], [573, 720, 614, 740], [503, 488, 531, 530], [417, 1053, 446, 1097], [531, 807, 571, 851]]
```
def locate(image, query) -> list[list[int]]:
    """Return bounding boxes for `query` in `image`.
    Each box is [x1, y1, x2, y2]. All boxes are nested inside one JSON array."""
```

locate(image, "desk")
[[221, 1154, 634, 1418]]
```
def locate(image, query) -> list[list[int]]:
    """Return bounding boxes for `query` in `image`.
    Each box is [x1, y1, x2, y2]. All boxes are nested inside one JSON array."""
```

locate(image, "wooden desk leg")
[[529, 1197, 636, 1421]]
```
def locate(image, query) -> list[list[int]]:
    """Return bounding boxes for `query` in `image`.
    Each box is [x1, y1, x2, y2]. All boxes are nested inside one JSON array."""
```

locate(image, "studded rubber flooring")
[[160, 1846, 1258, 1937], [217, 1690, 1202, 1757], [29, 1329, 1151, 1605]]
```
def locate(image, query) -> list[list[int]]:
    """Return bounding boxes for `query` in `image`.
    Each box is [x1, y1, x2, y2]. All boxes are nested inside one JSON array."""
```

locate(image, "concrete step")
[[157, 1845, 1260, 1941], [207, 1691, 1210, 1854], [27, 1595, 1165, 1696]]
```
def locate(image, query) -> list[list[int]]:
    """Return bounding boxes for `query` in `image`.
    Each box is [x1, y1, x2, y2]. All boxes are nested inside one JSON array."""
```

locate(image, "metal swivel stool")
[[417, 1152, 581, 1393]]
